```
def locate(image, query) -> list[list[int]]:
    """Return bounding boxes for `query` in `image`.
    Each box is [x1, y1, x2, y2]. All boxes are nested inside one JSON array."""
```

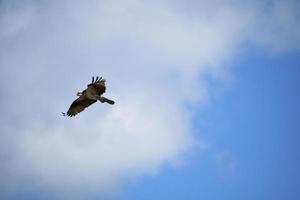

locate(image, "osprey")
[[63, 76, 114, 117]]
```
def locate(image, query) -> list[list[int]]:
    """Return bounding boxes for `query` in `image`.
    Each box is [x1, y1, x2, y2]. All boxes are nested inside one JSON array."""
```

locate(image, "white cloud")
[[0, 0, 299, 199]]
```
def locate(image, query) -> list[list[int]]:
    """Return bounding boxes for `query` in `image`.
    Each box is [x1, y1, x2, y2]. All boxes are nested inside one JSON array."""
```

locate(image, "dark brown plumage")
[[63, 76, 114, 117]]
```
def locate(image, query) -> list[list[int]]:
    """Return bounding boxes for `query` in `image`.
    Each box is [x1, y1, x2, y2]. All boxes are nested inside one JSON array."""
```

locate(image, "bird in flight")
[[63, 76, 115, 117]]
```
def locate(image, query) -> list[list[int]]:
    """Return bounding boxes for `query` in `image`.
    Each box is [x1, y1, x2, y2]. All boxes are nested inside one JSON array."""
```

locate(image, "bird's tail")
[[99, 96, 115, 105]]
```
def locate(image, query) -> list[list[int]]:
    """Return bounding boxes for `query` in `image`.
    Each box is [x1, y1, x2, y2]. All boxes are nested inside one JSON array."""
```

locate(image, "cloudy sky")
[[0, 0, 299, 199]]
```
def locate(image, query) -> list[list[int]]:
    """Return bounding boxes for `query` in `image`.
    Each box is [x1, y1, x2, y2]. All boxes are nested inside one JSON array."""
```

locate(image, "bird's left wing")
[[64, 95, 97, 117]]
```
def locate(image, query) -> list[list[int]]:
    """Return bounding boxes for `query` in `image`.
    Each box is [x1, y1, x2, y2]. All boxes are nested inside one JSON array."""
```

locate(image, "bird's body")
[[63, 76, 114, 117]]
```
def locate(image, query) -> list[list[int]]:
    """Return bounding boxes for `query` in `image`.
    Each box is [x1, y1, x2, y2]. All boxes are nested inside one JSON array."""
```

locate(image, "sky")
[[112, 53, 300, 200], [0, 0, 299, 200]]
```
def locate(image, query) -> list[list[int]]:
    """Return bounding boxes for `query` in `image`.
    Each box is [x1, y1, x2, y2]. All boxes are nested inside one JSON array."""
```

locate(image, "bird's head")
[[77, 91, 83, 96]]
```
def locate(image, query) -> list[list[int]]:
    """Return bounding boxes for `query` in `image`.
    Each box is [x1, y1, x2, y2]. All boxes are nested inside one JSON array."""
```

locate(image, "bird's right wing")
[[87, 76, 106, 96], [65, 95, 97, 117]]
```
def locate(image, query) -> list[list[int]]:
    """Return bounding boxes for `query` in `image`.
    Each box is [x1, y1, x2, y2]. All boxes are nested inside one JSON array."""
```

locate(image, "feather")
[[66, 95, 97, 117]]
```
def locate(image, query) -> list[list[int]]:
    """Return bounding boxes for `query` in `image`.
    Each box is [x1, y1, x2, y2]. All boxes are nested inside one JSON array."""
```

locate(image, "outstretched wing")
[[65, 95, 96, 117], [88, 76, 106, 96]]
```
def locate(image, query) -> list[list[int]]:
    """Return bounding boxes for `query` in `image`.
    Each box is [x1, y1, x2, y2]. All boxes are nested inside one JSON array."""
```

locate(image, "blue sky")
[[109, 51, 300, 200], [0, 1, 300, 200]]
